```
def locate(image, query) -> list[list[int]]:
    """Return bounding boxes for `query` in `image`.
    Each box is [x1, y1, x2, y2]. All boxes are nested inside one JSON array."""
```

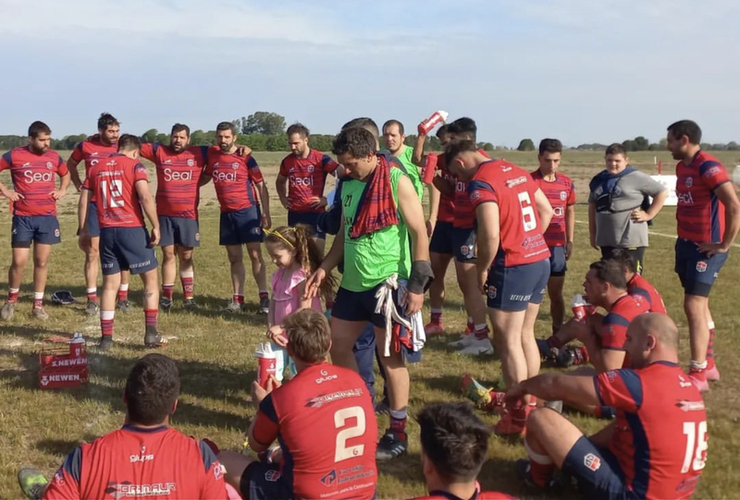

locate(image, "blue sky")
[[1, 0, 739, 146]]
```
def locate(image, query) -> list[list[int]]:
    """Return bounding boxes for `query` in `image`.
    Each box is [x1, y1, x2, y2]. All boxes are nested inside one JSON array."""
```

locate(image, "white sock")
[[389, 409, 407, 420]]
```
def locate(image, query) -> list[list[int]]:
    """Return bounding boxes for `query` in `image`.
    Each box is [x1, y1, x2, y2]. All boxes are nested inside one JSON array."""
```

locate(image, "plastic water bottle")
[[418, 111, 449, 135]]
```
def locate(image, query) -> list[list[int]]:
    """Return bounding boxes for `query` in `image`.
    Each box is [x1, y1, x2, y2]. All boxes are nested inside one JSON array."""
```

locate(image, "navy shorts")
[[11, 215, 61, 247], [239, 462, 292, 500], [333, 284, 422, 363], [452, 226, 476, 262], [100, 227, 158, 276], [549, 245, 567, 277], [486, 258, 550, 311], [601, 246, 646, 274], [562, 436, 637, 500], [159, 216, 200, 247], [675, 238, 728, 297], [430, 220, 454, 255], [288, 210, 325, 239], [86, 201, 101, 237], [219, 207, 264, 246]]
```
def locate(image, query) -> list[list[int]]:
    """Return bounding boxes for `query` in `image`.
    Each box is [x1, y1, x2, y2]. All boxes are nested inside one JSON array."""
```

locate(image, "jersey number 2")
[[100, 180, 124, 209], [517, 191, 537, 232], [334, 406, 366, 463], [681, 421, 708, 473]]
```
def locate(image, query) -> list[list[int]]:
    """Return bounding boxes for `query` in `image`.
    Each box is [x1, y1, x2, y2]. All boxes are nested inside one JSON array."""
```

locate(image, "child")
[[264, 225, 336, 378]]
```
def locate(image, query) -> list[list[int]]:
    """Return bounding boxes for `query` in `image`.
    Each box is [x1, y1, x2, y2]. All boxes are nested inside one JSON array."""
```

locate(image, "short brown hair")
[[287, 123, 309, 138], [589, 259, 627, 290], [605, 143, 626, 157], [118, 134, 141, 152], [284, 309, 331, 363]]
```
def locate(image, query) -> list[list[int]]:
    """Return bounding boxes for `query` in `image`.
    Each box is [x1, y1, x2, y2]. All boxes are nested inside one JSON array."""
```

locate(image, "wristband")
[[408, 260, 434, 294]]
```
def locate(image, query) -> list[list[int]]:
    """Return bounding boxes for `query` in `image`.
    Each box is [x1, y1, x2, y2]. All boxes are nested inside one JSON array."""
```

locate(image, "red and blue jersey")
[[251, 362, 377, 500], [675, 151, 730, 243], [82, 154, 149, 229], [43, 425, 227, 500], [444, 149, 489, 228], [409, 483, 517, 500], [530, 169, 575, 247], [425, 153, 455, 223], [595, 362, 707, 500], [601, 294, 651, 367], [468, 160, 550, 267], [0, 146, 68, 216], [628, 274, 666, 314], [140, 143, 207, 219], [70, 138, 118, 203], [279, 149, 339, 213], [205, 149, 264, 213]]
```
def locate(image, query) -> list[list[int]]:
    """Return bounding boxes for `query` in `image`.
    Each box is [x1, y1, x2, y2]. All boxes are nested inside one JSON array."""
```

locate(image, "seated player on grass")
[[18, 354, 227, 500], [408, 402, 518, 500]]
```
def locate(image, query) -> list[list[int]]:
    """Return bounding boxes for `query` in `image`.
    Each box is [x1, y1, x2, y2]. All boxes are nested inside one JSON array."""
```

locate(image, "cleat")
[[85, 300, 99, 316], [159, 297, 173, 311], [424, 322, 445, 335], [259, 296, 270, 315], [183, 299, 198, 310], [536, 338, 555, 361], [18, 467, 48, 500], [374, 398, 390, 416], [1, 301, 16, 320], [31, 307, 49, 321], [457, 337, 494, 356], [494, 408, 527, 436], [375, 430, 408, 461], [688, 371, 709, 392], [516, 459, 566, 493], [706, 365, 720, 381], [98, 336, 113, 352], [116, 299, 131, 313], [144, 331, 168, 348], [222, 300, 241, 313], [448, 333, 474, 349]]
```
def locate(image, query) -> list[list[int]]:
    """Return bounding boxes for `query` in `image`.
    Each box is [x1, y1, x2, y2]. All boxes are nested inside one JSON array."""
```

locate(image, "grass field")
[[0, 150, 739, 499]]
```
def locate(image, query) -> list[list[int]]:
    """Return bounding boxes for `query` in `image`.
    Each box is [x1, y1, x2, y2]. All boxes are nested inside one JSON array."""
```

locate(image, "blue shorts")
[[288, 210, 325, 239], [100, 227, 158, 276], [486, 258, 550, 311], [430, 220, 454, 255], [11, 215, 61, 247], [239, 462, 292, 500], [562, 436, 637, 500], [452, 226, 476, 262], [86, 201, 101, 237], [549, 245, 567, 277], [159, 216, 200, 247], [675, 238, 728, 297], [333, 284, 422, 363], [219, 207, 264, 246]]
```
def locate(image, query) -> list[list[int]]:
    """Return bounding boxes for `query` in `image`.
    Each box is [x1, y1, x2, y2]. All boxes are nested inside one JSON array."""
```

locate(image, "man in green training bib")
[[306, 126, 432, 461], [382, 119, 424, 200]]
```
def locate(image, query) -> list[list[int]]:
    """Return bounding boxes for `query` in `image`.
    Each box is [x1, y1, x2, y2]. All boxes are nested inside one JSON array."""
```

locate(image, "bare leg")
[[225, 245, 245, 296]]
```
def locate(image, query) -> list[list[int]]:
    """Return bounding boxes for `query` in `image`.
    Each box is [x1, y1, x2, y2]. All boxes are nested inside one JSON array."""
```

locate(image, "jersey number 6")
[[517, 191, 537, 232]]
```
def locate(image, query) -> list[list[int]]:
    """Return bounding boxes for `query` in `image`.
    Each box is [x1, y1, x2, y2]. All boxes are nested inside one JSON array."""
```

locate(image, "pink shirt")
[[271, 267, 322, 325]]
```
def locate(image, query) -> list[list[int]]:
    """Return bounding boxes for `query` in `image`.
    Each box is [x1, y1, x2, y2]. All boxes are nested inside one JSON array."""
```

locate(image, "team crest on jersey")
[[685, 177, 693, 188], [264, 469, 282, 482], [46, 162, 53, 169], [696, 261, 707, 273], [320, 470, 337, 487], [583, 453, 602, 472], [471, 190, 482, 201], [52, 469, 65, 486], [307, 165, 315, 173], [606, 370, 617, 382], [560, 191, 567, 201], [487, 286, 497, 299], [214, 463, 225, 481], [232, 162, 239, 169], [187, 159, 194, 167]]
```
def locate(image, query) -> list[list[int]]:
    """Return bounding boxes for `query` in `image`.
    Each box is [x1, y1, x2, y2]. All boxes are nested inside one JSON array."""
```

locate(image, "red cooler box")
[[38, 334, 88, 389]]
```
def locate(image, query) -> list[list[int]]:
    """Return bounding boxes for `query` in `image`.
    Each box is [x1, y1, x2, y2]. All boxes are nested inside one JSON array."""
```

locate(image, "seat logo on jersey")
[[583, 453, 602, 472], [213, 171, 237, 183], [685, 177, 693, 187], [696, 261, 707, 273], [290, 176, 314, 187], [105, 482, 177, 499], [163, 168, 193, 182], [553, 206, 564, 217], [24, 170, 54, 183]]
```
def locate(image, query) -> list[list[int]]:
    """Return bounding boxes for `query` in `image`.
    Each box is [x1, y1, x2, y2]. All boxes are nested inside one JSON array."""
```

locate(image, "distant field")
[[0, 150, 738, 499]]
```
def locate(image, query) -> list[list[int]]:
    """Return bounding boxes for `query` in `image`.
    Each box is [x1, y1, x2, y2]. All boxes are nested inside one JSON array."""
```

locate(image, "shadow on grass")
[[35, 438, 97, 457], [377, 451, 423, 485], [157, 293, 269, 328]]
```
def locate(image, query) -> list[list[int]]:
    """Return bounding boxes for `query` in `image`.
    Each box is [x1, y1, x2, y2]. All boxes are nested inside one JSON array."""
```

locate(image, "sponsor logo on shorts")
[[509, 294, 532, 302], [696, 261, 707, 273], [264, 469, 282, 482], [251, 227, 262, 235], [130, 260, 152, 269], [583, 453, 602, 472], [685, 177, 693, 188]]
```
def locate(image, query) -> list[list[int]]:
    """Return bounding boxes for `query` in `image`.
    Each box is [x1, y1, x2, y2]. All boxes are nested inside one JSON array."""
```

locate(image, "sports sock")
[[180, 271, 194, 300], [430, 308, 442, 324], [466, 317, 474, 333], [86, 288, 98, 303], [33, 291, 44, 309], [7, 288, 20, 304], [524, 438, 555, 488], [389, 410, 408, 438], [474, 324, 489, 340], [144, 309, 158, 332], [100, 310, 115, 337], [259, 290, 269, 301], [162, 283, 174, 301], [233, 294, 244, 305], [117, 283, 129, 302]]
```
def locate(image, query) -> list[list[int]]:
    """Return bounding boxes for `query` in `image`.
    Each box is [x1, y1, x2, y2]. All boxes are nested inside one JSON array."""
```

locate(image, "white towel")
[[373, 274, 426, 357]]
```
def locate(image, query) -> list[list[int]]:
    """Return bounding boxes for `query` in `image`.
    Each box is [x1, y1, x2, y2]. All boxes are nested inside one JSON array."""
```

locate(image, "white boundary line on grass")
[[574, 220, 740, 249]]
